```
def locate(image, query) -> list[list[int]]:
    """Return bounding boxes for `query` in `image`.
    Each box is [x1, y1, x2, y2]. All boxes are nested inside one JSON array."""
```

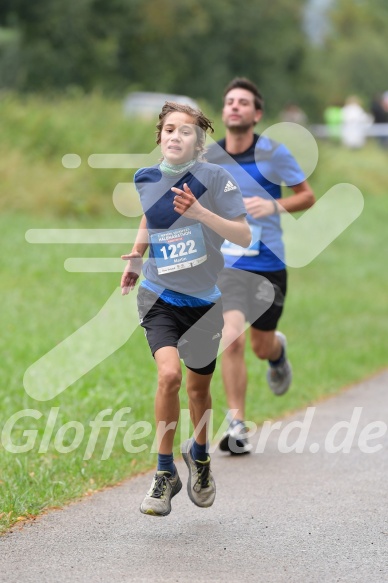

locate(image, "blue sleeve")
[[271, 144, 306, 187], [134, 167, 147, 186], [133, 168, 141, 194]]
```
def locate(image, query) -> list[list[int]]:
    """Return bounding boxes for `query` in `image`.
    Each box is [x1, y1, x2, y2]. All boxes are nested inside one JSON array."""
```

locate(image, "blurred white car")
[[123, 91, 200, 119]]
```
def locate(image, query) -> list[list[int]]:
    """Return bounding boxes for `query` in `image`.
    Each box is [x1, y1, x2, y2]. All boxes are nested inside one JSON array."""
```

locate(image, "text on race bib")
[[151, 223, 207, 274]]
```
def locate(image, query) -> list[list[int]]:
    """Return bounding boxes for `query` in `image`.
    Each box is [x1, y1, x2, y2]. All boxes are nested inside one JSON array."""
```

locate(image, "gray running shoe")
[[266, 331, 292, 396], [140, 470, 182, 516], [181, 440, 216, 508], [219, 418, 252, 454]]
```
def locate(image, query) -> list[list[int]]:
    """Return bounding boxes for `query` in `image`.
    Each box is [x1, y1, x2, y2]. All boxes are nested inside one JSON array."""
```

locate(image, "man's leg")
[[250, 328, 292, 397], [220, 309, 247, 420], [218, 310, 252, 454], [248, 268, 291, 397], [250, 328, 280, 361]]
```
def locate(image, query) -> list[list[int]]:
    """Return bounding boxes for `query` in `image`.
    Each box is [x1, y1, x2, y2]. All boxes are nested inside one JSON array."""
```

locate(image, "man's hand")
[[120, 252, 143, 295], [244, 196, 277, 218]]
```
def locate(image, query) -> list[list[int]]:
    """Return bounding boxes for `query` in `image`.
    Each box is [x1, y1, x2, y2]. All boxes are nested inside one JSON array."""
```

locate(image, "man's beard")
[[226, 121, 255, 133]]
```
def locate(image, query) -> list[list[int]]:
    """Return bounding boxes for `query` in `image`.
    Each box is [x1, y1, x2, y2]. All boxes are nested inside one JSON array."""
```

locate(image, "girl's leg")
[[183, 368, 216, 508], [185, 369, 212, 447], [140, 346, 183, 517], [153, 346, 182, 454]]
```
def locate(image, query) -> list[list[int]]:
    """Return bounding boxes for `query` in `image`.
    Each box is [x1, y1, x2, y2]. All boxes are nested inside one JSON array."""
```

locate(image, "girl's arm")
[[172, 183, 251, 247], [120, 214, 148, 295]]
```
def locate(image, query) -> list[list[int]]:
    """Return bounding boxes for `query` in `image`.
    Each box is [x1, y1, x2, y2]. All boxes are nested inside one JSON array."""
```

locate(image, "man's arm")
[[276, 180, 315, 213], [244, 180, 315, 218]]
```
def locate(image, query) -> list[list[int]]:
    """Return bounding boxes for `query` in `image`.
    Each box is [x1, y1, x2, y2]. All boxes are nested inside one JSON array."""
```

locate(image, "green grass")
[[0, 95, 387, 533], [0, 92, 158, 217]]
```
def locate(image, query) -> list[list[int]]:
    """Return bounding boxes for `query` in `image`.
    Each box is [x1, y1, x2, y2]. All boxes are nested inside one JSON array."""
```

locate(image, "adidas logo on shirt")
[[224, 180, 237, 192]]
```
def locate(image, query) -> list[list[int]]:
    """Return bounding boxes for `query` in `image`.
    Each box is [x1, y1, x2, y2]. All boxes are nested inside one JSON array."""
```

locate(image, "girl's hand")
[[171, 183, 204, 219], [120, 252, 143, 294]]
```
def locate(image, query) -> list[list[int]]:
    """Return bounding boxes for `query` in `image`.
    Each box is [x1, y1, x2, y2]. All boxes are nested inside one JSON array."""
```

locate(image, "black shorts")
[[137, 287, 224, 375], [217, 268, 287, 331]]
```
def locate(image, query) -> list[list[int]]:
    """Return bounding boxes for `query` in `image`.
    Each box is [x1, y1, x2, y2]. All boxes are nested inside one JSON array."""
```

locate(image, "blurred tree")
[[0, 0, 346, 118], [0, 0, 125, 91], [2, 0, 388, 120], [117, 0, 210, 94], [305, 0, 388, 117], [117, 0, 309, 115]]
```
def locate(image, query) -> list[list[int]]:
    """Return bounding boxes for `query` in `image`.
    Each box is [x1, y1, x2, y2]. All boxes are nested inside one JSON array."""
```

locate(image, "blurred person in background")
[[207, 78, 315, 455], [323, 101, 343, 142], [280, 102, 308, 126], [370, 92, 388, 149], [341, 96, 373, 150]]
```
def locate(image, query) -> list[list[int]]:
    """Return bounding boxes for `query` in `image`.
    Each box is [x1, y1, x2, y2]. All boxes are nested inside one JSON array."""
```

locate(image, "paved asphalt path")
[[1, 371, 388, 582]]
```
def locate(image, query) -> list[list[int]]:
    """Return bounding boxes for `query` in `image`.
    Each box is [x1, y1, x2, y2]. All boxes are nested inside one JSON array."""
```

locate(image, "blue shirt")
[[207, 134, 305, 271]]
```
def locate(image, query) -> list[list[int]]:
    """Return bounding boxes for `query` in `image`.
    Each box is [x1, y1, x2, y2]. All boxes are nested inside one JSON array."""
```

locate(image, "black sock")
[[157, 453, 175, 475], [269, 346, 285, 367], [191, 439, 208, 462]]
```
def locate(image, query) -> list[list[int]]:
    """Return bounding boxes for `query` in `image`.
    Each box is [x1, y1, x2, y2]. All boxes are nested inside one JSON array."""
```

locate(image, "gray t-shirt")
[[135, 161, 246, 295]]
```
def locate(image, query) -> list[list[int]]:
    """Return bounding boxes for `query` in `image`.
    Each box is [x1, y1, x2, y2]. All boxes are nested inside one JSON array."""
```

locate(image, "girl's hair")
[[156, 101, 214, 159]]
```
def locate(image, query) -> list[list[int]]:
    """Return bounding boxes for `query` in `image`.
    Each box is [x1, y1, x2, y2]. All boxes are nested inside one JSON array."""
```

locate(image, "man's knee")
[[251, 331, 275, 360], [251, 344, 271, 360], [222, 323, 245, 355]]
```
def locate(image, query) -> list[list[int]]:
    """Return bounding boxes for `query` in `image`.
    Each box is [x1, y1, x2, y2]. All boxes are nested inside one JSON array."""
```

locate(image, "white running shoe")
[[266, 331, 292, 396], [140, 470, 182, 516], [219, 418, 252, 455], [181, 440, 216, 508]]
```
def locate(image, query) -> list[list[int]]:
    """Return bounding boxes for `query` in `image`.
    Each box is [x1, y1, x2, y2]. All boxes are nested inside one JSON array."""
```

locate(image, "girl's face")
[[160, 112, 199, 165]]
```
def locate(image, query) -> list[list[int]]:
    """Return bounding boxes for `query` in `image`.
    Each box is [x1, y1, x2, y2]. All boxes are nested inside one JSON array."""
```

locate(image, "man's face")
[[222, 88, 262, 131]]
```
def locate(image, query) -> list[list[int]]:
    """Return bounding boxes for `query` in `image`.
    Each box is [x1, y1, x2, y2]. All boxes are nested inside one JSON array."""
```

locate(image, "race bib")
[[221, 224, 262, 257], [151, 223, 207, 275]]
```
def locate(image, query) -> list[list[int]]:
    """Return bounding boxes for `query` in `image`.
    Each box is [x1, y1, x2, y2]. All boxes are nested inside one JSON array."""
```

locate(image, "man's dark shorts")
[[217, 267, 287, 331], [137, 287, 224, 375]]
